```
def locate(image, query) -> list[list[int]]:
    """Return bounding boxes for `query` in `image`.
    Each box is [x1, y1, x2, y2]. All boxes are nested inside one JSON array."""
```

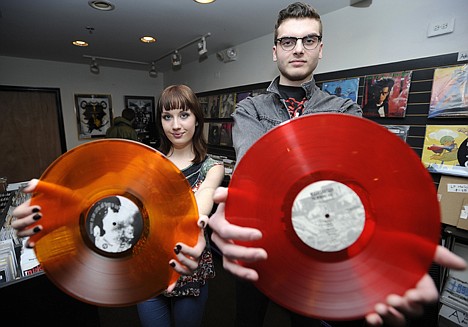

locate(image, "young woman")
[[11, 84, 224, 327], [136, 84, 225, 327]]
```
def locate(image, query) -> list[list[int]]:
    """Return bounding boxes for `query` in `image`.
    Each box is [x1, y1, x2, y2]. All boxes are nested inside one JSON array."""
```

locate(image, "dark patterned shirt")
[[164, 156, 223, 297]]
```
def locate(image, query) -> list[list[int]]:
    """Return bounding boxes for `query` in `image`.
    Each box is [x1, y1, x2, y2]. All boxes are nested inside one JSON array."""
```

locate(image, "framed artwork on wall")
[[74, 93, 113, 139], [124, 95, 156, 140]]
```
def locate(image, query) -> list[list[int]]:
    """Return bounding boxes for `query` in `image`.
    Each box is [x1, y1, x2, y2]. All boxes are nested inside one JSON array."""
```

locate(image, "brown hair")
[[156, 84, 207, 163], [274, 2, 322, 42]]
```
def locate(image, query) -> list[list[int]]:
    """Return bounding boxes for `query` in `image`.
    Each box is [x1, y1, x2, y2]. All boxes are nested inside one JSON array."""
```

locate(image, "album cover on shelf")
[[208, 123, 222, 145], [208, 95, 220, 119], [429, 64, 468, 118], [361, 71, 412, 118], [219, 93, 236, 118], [198, 96, 210, 118], [383, 125, 410, 142], [322, 78, 359, 102], [421, 125, 468, 177], [219, 122, 233, 146]]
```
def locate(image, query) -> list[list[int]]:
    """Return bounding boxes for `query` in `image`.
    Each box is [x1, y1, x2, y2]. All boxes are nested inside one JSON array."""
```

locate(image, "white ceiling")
[[0, 0, 360, 73]]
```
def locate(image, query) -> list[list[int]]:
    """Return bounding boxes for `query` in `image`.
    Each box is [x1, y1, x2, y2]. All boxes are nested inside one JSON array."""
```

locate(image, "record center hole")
[[324, 213, 330, 219]]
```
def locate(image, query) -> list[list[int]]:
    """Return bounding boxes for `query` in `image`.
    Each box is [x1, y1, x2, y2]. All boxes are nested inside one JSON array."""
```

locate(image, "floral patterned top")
[[164, 155, 223, 297]]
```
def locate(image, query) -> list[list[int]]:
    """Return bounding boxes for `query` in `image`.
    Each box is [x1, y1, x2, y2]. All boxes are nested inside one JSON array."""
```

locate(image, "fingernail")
[[174, 244, 182, 254], [32, 208, 40, 213], [169, 261, 176, 267], [33, 226, 41, 233], [199, 221, 206, 228], [33, 214, 41, 221]]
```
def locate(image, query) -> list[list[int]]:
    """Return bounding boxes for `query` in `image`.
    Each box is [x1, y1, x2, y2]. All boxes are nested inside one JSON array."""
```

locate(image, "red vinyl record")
[[225, 113, 440, 320]]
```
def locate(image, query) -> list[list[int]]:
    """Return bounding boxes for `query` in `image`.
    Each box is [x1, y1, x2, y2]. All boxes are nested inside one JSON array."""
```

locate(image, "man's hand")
[[209, 187, 267, 281]]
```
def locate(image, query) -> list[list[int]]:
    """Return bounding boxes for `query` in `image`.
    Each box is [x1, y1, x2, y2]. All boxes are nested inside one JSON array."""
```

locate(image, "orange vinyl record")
[[28, 139, 199, 307], [225, 113, 440, 321]]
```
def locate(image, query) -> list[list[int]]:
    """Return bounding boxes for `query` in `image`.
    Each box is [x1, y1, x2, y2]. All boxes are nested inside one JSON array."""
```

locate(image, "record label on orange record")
[[225, 113, 440, 321], [28, 139, 199, 307]]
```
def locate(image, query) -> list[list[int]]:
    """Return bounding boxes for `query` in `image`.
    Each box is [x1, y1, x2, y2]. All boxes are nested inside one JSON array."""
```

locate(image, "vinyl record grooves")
[[226, 113, 440, 320], [28, 139, 199, 307]]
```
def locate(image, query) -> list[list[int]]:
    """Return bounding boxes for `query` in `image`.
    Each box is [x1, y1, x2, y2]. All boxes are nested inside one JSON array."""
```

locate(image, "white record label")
[[291, 180, 365, 252]]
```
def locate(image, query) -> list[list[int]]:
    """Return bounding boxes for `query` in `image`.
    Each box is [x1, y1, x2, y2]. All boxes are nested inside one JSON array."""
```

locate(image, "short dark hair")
[[274, 2, 322, 42], [122, 108, 135, 121]]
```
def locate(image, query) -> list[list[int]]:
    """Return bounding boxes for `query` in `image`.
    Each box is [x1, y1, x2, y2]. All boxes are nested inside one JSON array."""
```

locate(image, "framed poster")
[[124, 95, 156, 140], [75, 94, 113, 139]]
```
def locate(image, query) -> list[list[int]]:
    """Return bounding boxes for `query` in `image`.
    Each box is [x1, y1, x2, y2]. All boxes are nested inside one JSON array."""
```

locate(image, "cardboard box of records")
[[438, 175, 468, 231]]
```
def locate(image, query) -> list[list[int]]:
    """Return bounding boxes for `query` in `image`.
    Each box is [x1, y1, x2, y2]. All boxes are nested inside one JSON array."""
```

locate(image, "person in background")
[[105, 107, 139, 140], [136, 84, 225, 327], [207, 2, 467, 327]]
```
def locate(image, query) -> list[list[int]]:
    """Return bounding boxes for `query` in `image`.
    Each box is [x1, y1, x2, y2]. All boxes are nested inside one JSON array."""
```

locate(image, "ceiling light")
[[90, 58, 100, 74], [73, 40, 88, 47], [140, 36, 156, 43], [171, 51, 182, 67], [149, 62, 158, 78], [197, 37, 207, 56], [193, 0, 216, 3], [88, 0, 115, 11]]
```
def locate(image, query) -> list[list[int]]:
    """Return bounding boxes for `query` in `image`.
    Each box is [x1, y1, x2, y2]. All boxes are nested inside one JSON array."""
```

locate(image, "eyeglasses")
[[276, 34, 322, 51]]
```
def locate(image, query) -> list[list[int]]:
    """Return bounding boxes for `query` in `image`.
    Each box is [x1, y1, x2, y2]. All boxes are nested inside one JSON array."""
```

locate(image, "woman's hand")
[[11, 179, 42, 247], [168, 215, 207, 275], [166, 215, 208, 292]]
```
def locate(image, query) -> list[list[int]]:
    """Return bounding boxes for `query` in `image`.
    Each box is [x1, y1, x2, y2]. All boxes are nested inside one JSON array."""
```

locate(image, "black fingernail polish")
[[33, 214, 41, 221], [33, 226, 41, 233], [174, 246, 180, 255], [200, 221, 206, 228], [169, 261, 176, 267], [32, 208, 40, 213]]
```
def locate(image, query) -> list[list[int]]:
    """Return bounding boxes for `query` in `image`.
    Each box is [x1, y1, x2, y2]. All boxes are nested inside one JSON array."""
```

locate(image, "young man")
[[208, 2, 466, 327]]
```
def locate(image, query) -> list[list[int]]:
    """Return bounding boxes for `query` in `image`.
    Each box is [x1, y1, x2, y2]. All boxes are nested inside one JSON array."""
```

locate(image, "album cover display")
[[421, 125, 468, 177], [362, 71, 412, 118], [429, 64, 468, 118], [322, 78, 359, 102]]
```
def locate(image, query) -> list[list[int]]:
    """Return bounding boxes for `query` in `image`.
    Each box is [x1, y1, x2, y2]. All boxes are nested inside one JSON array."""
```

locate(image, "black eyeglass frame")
[[275, 34, 322, 51]]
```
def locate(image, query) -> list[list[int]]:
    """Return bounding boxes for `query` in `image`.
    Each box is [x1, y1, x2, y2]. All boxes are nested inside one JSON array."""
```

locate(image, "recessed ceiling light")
[[193, 0, 216, 3], [88, 0, 115, 11], [73, 40, 89, 47], [140, 36, 156, 43]]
